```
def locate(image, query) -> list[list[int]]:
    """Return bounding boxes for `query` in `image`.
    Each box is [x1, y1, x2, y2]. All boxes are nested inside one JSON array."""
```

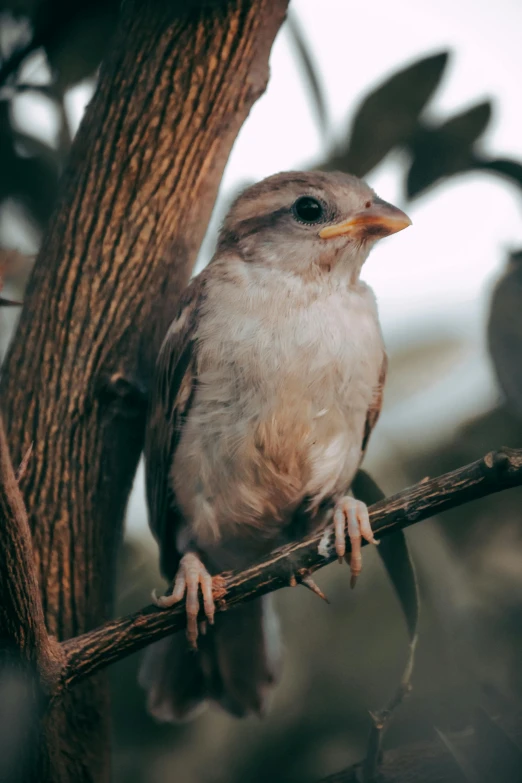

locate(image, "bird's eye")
[[292, 196, 324, 224]]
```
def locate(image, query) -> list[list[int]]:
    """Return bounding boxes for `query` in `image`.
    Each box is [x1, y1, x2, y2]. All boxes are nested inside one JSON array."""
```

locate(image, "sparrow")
[[139, 171, 411, 722]]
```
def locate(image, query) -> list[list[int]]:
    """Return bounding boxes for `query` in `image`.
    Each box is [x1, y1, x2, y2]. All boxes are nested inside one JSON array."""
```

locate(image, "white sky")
[[7, 0, 522, 533]]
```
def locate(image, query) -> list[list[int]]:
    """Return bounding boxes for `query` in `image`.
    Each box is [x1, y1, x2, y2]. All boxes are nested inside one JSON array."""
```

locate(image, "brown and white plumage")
[[139, 171, 410, 722]]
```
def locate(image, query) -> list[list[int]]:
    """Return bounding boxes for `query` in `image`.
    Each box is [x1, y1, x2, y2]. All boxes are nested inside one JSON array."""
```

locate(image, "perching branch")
[[59, 445, 522, 692]]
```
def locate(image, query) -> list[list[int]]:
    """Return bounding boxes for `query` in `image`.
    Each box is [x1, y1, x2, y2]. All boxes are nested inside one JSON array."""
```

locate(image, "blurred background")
[[1, 0, 522, 781]]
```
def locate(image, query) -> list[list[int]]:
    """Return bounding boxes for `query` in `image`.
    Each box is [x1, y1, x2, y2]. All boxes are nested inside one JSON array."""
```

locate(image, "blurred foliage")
[[1, 3, 522, 783], [0, 99, 59, 226], [0, 1, 118, 243], [309, 48, 522, 198], [488, 251, 522, 419], [324, 52, 449, 178], [0, 1, 118, 87], [1, 5, 522, 251]]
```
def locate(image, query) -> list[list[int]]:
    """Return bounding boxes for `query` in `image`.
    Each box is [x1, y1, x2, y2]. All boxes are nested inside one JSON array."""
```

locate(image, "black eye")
[[292, 196, 324, 224]]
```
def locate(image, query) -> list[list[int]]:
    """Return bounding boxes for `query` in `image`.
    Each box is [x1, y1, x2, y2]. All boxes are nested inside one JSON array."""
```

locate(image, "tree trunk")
[[0, 0, 288, 780]]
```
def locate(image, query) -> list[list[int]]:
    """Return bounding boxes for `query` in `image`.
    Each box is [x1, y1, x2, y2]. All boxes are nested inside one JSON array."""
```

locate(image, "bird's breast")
[[176, 270, 384, 540]]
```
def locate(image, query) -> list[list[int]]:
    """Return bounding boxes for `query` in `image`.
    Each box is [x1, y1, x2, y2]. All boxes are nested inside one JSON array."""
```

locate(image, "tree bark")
[[0, 0, 288, 780], [0, 418, 63, 782]]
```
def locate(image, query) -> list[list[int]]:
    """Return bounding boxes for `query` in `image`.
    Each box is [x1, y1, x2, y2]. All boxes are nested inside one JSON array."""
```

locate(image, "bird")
[[139, 170, 411, 722]]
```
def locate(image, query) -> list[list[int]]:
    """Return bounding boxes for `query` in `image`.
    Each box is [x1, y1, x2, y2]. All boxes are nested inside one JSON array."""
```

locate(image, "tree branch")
[[59, 446, 522, 691], [0, 417, 63, 781], [0, 416, 60, 680]]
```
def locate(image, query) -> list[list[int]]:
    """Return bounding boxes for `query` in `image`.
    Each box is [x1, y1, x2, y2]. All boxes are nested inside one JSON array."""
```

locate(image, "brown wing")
[[145, 273, 207, 579], [360, 354, 387, 458]]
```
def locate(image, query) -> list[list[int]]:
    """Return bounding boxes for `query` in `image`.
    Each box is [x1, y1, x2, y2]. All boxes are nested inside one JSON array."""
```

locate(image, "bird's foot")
[[152, 552, 215, 649], [318, 497, 378, 587]]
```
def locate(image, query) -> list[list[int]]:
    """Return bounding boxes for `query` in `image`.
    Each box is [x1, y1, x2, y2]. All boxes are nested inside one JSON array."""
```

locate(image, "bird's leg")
[[153, 552, 215, 648], [319, 497, 378, 587]]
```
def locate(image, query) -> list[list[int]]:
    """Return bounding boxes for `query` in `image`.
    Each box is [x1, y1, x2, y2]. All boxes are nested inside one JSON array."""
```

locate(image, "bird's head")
[[217, 171, 411, 281]]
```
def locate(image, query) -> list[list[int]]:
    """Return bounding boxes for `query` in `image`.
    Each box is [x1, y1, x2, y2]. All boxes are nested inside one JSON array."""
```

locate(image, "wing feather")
[[145, 273, 207, 579], [360, 354, 387, 458]]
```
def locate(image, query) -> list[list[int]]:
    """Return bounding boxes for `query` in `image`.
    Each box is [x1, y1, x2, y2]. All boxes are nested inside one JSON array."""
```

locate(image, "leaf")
[[0, 147, 59, 226], [406, 100, 493, 197], [487, 250, 522, 419], [478, 158, 522, 192], [0, 100, 59, 228], [328, 51, 449, 177], [44, 1, 118, 90], [439, 100, 492, 146], [286, 11, 328, 136]]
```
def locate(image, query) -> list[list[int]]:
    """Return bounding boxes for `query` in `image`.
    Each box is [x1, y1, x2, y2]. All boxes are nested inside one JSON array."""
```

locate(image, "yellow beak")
[[319, 201, 411, 240]]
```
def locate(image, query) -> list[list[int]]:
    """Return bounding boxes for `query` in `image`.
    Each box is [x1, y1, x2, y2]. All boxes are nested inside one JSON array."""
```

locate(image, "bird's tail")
[[138, 594, 282, 722]]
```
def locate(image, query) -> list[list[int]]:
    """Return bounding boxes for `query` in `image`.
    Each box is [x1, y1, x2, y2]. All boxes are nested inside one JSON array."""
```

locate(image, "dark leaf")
[[478, 158, 522, 191], [0, 94, 59, 224], [406, 135, 469, 198], [0, 148, 59, 226], [438, 101, 492, 146], [43, 1, 118, 89], [328, 51, 449, 177], [487, 249, 522, 419], [406, 101, 493, 197]]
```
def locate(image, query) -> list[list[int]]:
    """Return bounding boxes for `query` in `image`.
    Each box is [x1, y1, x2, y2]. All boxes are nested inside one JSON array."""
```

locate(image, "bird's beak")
[[319, 201, 411, 240]]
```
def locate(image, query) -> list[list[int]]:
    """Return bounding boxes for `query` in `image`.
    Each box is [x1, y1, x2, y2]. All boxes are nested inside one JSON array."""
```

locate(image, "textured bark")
[[57, 446, 522, 690], [0, 0, 288, 780], [0, 420, 47, 663], [0, 419, 64, 782]]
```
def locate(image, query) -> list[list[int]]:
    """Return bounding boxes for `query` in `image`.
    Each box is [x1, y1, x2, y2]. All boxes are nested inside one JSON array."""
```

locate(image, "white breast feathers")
[[173, 260, 385, 545]]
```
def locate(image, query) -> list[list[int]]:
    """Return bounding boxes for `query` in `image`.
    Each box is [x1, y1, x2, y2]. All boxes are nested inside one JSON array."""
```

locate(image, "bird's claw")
[[152, 552, 214, 648], [335, 496, 378, 586], [290, 569, 329, 603], [318, 496, 378, 587], [301, 574, 330, 603]]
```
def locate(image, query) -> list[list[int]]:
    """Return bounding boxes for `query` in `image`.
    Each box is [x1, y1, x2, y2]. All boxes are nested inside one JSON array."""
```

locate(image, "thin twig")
[[59, 446, 522, 692], [362, 636, 417, 781]]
